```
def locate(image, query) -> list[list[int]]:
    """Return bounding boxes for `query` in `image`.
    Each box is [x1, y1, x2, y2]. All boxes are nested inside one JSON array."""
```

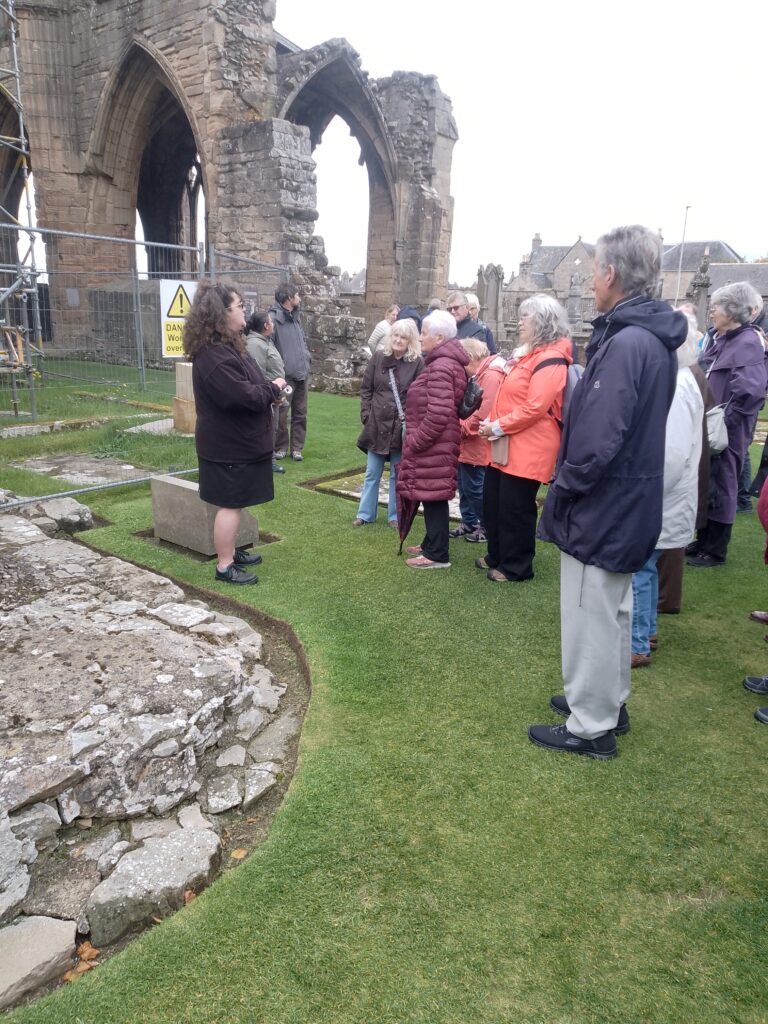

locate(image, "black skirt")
[[198, 456, 274, 509]]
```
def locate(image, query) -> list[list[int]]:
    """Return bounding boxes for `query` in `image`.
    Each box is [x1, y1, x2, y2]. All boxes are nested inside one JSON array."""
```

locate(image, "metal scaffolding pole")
[[0, 0, 41, 420]]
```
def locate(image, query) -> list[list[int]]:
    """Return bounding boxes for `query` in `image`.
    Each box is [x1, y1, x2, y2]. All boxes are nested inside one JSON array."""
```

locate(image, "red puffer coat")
[[397, 338, 470, 501]]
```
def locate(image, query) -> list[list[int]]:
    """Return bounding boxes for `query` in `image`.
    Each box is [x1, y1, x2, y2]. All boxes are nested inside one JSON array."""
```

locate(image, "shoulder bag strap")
[[388, 367, 405, 423]]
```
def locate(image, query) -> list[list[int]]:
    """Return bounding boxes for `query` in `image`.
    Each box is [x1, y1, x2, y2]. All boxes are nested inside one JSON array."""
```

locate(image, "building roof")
[[662, 241, 742, 272], [529, 246, 571, 274], [708, 262, 768, 295]]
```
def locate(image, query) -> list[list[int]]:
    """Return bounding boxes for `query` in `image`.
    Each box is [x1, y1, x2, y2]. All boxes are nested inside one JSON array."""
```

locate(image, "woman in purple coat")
[[397, 310, 470, 568], [687, 282, 768, 567]]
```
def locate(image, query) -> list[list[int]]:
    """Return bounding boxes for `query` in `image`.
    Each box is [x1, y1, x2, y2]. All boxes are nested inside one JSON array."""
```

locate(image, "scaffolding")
[[0, 0, 42, 419]]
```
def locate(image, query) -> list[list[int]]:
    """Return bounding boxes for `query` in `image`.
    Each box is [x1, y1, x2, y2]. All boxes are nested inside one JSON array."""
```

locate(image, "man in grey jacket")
[[269, 282, 311, 461]]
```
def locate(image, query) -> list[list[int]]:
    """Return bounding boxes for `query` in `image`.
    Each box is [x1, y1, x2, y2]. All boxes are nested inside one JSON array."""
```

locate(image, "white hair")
[[711, 281, 763, 325], [518, 293, 571, 349], [465, 293, 480, 310], [423, 309, 457, 340]]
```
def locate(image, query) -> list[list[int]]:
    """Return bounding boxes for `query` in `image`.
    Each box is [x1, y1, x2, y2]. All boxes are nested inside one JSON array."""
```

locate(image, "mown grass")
[[4, 392, 767, 1024]]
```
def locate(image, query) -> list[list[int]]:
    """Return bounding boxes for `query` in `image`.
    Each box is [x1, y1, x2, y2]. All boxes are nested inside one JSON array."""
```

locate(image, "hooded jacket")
[[357, 349, 424, 455], [397, 338, 470, 502], [488, 338, 572, 482], [459, 354, 506, 466], [268, 302, 310, 381], [537, 295, 687, 573]]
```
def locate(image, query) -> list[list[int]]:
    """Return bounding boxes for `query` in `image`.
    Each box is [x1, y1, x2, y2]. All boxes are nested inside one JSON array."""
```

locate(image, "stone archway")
[[85, 40, 205, 275], [277, 41, 400, 320]]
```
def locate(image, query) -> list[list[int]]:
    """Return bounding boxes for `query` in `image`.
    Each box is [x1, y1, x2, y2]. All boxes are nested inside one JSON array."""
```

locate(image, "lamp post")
[[674, 205, 691, 304]]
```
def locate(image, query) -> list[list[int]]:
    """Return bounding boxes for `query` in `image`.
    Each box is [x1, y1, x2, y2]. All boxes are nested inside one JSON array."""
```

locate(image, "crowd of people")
[[181, 224, 768, 755]]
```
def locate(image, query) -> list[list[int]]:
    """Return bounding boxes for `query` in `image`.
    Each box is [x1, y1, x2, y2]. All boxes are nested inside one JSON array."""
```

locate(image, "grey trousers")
[[560, 551, 632, 739]]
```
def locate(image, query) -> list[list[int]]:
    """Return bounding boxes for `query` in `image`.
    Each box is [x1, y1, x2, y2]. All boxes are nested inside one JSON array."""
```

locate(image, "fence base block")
[[173, 397, 196, 434], [151, 474, 259, 556]]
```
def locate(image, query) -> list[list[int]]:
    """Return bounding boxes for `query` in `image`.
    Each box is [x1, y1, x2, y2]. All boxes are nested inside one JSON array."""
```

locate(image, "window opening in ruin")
[[313, 116, 368, 281]]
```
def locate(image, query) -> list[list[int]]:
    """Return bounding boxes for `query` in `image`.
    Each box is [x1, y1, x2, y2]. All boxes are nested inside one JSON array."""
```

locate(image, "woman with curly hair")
[[183, 280, 286, 585]]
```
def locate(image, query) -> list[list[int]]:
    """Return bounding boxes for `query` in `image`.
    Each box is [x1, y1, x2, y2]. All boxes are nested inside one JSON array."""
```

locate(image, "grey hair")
[[383, 317, 421, 361], [460, 338, 489, 362], [595, 225, 662, 298], [446, 290, 468, 307], [711, 281, 762, 325], [518, 293, 571, 349], [423, 309, 457, 340], [385, 303, 399, 317], [465, 292, 480, 310], [675, 311, 701, 368]]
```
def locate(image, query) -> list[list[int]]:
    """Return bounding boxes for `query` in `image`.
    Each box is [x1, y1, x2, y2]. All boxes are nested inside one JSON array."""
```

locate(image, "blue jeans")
[[458, 463, 486, 528], [631, 549, 661, 654], [356, 450, 400, 522]]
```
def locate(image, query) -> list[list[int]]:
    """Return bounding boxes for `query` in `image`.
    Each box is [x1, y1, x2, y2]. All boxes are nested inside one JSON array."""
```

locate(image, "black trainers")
[[549, 694, 630, 735], [686, 553, 725, 568], [744, 676, 768, 695], [272, 461, 285, 474], [215, 563, 258, 585], [449, 523, 474, 539], [755, 707, 768, 724], [527, 723, 617, 760], [233, 548, 263, 566]]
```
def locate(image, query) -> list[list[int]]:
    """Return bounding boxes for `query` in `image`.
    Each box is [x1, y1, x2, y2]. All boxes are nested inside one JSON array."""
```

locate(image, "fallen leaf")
[[230, 848, 247, 861], [245, 818, 257, 825], [76, 941, 100, 961], [183, 889, 197, 905], [62, 970, 78, 983], [73, 961, 94, 975], [151, 915, 163, 924]]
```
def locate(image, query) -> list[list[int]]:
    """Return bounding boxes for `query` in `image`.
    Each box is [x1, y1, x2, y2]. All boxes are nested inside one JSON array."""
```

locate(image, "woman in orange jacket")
[[478, 294, 572, 582]]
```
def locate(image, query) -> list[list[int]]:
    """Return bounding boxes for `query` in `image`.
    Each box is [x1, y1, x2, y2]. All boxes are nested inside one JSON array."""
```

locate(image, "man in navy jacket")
[[530, 225, 687, 759]]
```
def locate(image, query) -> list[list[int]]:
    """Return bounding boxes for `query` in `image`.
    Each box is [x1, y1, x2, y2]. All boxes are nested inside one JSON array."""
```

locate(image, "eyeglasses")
[[447, 305, 465, 313], [228, 301, 244, 311]]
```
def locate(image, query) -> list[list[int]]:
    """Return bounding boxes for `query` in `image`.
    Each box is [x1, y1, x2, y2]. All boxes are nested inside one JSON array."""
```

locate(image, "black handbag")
[[458, 375, 484, 419]]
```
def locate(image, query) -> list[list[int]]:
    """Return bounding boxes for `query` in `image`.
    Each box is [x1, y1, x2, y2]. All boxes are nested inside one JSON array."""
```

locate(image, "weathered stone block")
[[151, 474, 259, 556], [0, 916, 76, 1010]]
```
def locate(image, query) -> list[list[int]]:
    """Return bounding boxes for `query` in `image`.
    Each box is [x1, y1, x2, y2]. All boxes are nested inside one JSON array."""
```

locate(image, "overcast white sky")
[[274, 0, 768, 285]]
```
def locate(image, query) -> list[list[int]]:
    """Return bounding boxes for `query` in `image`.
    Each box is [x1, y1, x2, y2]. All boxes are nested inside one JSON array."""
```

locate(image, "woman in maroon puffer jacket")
[[397, 310, 470, 568]]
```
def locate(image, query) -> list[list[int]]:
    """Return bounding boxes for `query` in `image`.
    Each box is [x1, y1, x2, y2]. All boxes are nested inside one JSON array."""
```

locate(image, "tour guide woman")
[[478, 293, 571, 581], [183, 280, 286, 585]]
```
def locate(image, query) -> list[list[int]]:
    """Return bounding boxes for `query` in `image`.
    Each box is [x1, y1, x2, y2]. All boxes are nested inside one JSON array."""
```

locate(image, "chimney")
[[531, 233, 542, 252]]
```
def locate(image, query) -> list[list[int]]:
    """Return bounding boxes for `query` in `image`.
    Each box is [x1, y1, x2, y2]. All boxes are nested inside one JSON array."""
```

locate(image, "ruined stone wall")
[[10, 1, 455, 392]]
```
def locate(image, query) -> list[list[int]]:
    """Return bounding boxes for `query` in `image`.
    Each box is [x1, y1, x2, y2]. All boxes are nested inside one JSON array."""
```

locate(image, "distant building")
[[660, 240, 742, 303]]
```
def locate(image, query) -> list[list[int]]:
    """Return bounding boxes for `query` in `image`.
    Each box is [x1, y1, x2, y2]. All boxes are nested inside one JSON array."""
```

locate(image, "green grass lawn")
[[4, 392, 767, 1024]]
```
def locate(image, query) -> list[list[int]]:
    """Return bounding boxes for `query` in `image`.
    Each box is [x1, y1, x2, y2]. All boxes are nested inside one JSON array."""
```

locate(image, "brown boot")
[[631, 653, 651, 669]]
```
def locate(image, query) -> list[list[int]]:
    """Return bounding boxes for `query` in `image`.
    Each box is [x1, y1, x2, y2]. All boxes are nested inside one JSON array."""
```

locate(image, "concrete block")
[[151, 475, 259, 557], [0, 916, 76, 1010]]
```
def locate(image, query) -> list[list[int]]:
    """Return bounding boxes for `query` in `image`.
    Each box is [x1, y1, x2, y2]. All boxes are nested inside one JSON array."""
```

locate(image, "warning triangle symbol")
[[167, 284, 192, 318]]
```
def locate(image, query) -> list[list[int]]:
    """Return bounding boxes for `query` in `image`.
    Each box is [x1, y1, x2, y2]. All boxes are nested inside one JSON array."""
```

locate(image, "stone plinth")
[[151, 474, 258, 556]]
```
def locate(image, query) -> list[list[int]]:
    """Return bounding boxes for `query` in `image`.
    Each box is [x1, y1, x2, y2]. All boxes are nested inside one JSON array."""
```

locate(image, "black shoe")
[[755, 707, 768, 724], [233, 548, 262, 566], [744, 676, 768, 695], [549, 694, 630, 735], [465, 528, 487, 543], [215, 563, 258, 585], [684, 541, 700, 556], [686, 553, 725, 568], [272, 461, 285, 474], [527, 723, 617, 760], [736, 504, 753, 514]]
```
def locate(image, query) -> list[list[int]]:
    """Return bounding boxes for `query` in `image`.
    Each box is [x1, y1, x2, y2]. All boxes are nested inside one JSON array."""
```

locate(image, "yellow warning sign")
[[163, 321, 185, 358], [166, 284, 192, 319]]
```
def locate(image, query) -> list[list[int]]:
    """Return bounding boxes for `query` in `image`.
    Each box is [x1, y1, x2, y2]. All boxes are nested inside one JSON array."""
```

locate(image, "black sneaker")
[[215, 563, 258, 585], [744, 676, 768, 695], [527, 723, 617, 760], [449, 523, 474, 539], [233, 548, 263, 566], [549, 694, 630, 735], [272, 461, 285, 474], [686, 553, 725, 568], [755, 707, 768, 724]]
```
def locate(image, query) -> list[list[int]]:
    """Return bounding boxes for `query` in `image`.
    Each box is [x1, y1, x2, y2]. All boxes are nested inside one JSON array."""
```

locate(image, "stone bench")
[[150, 474, 259, 556]]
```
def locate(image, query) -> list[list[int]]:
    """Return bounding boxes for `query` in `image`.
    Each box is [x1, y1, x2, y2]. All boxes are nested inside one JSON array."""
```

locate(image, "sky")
[[274, 0, 768, 285]]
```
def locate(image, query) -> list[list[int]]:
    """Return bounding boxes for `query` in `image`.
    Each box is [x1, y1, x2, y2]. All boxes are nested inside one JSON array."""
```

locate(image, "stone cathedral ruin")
[[0, 0, 457, 390]]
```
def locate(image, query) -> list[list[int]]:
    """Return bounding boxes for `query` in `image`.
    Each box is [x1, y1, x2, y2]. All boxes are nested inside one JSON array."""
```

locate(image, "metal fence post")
[[131, 265, 146, 392]]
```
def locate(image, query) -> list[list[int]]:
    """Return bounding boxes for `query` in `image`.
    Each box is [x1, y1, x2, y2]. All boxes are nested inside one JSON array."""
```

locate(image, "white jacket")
[[657, 366, 704, 549]]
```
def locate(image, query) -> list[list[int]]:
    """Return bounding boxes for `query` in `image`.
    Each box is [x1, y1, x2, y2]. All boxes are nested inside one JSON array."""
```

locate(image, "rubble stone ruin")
[[0, 1, 457, 390]]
